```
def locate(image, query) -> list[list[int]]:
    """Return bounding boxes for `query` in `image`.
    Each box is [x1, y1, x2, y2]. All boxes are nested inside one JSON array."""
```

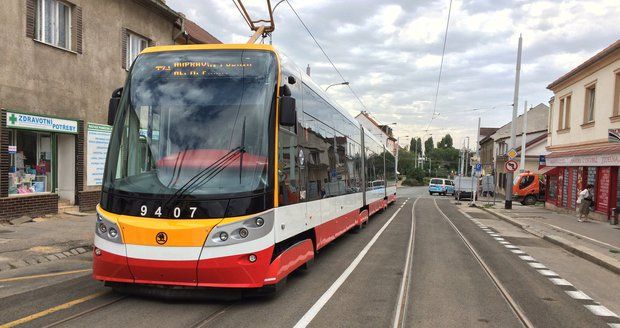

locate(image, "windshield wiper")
[[163, 146, 245, 208]]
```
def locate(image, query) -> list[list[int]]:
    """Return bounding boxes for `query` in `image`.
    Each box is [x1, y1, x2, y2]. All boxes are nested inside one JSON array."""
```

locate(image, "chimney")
[[306, 64, 311, 76]]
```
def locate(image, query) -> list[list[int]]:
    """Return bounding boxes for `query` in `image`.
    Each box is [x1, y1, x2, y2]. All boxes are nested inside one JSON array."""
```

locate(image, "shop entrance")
[[57, 134, 76, 204]]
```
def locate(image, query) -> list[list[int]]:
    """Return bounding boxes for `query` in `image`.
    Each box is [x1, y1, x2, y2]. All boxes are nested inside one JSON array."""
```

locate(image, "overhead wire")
[[423, 0, 454, 134], [282, 0, 369, 112]]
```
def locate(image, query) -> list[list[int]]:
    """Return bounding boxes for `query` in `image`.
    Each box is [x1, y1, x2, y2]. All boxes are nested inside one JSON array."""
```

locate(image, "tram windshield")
[[103, 50, 277, 197]]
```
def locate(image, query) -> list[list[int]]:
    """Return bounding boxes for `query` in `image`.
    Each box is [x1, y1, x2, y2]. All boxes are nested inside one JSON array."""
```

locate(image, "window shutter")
[[26, 0, 36, 39], [121, 28, 128, 69], [74, 6, 83, 53]]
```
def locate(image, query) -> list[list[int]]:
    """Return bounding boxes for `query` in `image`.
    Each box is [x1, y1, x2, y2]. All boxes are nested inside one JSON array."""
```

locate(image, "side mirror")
[[279, 96, 297, 127], [107, 87, 123, 126], [280, 84, 292, 97]]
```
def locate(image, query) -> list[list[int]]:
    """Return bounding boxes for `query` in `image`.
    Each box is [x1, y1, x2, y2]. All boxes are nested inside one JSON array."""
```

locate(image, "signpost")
[[505, 160, 519, 172]]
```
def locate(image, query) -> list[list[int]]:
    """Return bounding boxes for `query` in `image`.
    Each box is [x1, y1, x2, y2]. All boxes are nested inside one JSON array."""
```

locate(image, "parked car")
[[453, 176, 477, 200], [428, 178, 455, 196]]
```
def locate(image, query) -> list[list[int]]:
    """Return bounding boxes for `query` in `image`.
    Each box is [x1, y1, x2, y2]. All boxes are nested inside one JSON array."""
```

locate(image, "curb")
[[0, 245, 92, 273], [480, 207, 620, 275]]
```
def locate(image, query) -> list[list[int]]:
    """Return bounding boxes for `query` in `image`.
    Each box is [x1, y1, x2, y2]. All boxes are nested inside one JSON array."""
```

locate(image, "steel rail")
[[40, 294, 127, 328], [433, 199, 534, 328], [392, 198, 419, 328], [190, 304, 234, 328]]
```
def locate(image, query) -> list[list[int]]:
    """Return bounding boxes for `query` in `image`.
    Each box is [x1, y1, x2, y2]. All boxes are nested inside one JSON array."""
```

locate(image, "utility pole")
[[506, 34, 522, 210], [520, 100, 528, 173], [471, 117, 481, 206]]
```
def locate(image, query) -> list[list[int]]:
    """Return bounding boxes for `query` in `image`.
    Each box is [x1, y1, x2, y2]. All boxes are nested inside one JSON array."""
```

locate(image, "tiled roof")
[[184, 18, 221, 44]]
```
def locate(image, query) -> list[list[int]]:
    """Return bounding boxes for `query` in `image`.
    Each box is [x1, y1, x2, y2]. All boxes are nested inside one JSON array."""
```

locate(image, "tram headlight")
[[206, 211, 274, 247], [95, 211, 122, 244]]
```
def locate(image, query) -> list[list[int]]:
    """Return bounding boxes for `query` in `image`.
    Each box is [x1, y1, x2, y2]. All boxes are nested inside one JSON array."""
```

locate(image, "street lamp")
[[325, 81, 349, 92]]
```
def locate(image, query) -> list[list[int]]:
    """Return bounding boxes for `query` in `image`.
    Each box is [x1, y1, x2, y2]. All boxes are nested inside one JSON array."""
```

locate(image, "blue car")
[[429, 178, 455, 196]]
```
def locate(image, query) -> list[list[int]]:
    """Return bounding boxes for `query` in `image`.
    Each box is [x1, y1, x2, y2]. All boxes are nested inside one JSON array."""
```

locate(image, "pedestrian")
[[577, 184, 594, 222]]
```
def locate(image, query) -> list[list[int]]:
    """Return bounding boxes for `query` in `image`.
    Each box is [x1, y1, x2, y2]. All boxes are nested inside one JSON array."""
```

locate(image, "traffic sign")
[[505, 160, 519, 172], [475, 163, 482, 171], [507, 148, 518, 159]]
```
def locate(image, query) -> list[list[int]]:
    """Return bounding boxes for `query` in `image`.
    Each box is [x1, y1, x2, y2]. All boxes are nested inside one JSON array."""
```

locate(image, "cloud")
[[167, 0, 620, 147]]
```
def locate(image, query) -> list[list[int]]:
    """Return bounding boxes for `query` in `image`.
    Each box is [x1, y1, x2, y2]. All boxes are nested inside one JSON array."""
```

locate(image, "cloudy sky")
[[167, 0, 620, 148]]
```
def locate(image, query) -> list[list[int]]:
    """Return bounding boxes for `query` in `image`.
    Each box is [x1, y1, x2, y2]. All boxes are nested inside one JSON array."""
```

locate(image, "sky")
[[166, 0, 620, 148]]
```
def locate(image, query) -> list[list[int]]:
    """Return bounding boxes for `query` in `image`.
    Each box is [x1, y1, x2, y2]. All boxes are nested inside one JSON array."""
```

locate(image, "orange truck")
[[512, 171, 546, 205]]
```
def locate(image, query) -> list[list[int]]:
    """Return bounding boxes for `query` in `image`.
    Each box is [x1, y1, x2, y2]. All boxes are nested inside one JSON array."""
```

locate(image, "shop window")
[[36, 0, 71, 49], [8, 130, 53, 195]]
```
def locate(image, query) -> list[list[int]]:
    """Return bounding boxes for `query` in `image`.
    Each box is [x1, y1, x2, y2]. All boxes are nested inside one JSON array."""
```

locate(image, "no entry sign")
[[505, 160, 519, 172]]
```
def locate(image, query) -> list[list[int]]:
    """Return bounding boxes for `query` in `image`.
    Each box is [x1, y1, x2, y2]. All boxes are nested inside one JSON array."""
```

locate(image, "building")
[[479, 127, 499, 175], [490, 103, 549, 194], [355, 111, 397, 155], [0, 0, 220, 219], [545, 39, 620, 221]]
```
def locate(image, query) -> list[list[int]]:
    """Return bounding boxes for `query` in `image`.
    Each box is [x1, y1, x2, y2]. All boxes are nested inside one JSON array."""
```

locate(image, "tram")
[[93, 43, 397, 290]]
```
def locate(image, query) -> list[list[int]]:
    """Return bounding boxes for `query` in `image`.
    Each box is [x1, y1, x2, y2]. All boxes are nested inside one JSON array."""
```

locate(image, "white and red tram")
[[93, 44, 397, 290]]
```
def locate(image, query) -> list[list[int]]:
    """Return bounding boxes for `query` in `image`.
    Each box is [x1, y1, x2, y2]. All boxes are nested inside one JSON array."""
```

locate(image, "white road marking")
[[585, 305, 619, 317], [608, 323, 620, 328], [490, 233, 501, 237], [499, 241, 511, 245], [294, 198, 410, 328], [494, 237, 505, 241], [549, 278, 572, 286], [528, 262, 546, 269], [504, 245, 519, 249], [511, 249, 526, 254], [519, 255, 536, 261], [537, 269, 558, 277], [565, 290, 592, 300], [393, 197, 420, 327]]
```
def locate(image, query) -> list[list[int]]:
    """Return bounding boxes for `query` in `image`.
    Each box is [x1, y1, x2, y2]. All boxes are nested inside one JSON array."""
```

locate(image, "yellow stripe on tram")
[[0, 291, 106, 328], [0, 269, 91, 283]]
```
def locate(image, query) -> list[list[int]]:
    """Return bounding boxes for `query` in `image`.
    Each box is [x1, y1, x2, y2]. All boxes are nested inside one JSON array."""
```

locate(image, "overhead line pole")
[[520, 100, 528, 173], [506, 34, 522, 210]]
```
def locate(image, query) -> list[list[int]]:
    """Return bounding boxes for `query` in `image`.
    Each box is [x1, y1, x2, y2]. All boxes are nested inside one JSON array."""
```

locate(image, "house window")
[[584, 84, 596, 123], [126, 32, 148, 69], [558, 95, 571, 130], [36, 0, 71, 49], [614, 72, 620, 116]]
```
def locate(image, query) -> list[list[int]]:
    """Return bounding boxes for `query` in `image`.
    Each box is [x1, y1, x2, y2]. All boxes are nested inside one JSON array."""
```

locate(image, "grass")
[[609, 249, 620, 254], [483, 204, 494, 209]]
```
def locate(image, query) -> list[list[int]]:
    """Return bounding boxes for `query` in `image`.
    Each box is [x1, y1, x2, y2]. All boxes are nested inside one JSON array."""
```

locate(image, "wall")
[[548, 52, 620, 149], [0, 0, 180, 208]]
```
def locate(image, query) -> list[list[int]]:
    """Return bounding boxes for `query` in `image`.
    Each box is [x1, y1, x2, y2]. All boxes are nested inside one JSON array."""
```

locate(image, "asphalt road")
[[0, 187, 616, 327]]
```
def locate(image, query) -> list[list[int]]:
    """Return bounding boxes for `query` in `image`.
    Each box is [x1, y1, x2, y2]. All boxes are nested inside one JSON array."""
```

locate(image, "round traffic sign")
[[505, 160, 519, 172]]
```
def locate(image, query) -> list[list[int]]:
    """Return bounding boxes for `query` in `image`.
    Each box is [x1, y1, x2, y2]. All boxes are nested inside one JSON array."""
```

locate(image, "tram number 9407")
[[140, 205, 198, 218]]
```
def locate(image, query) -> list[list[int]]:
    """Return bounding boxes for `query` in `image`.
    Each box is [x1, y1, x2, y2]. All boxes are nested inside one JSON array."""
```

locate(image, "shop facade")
[[545, 150, 620, 221], [0, 110, 85, 217]]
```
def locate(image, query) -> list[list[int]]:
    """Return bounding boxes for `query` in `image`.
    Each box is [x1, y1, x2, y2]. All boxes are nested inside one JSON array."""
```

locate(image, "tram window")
[[278, 127, 300, 205]]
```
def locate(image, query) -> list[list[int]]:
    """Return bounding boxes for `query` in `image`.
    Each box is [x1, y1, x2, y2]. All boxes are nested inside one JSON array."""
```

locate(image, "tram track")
[[40, 294, 127, 328], [433, 199, 534, 328], [189, 304, 234, 328]]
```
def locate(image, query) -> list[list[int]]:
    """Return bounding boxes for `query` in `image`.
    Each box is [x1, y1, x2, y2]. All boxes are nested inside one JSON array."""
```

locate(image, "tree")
[[424, 137, 434, 155], [416, 138, 422, 155], [437, 134, 453, 149], [409, 138, 416, 154]]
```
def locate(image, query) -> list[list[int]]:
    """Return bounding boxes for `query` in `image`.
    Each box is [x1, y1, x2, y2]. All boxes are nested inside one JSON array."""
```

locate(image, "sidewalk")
[[0, 212, 94, 272], [480, 201, 620, 274]]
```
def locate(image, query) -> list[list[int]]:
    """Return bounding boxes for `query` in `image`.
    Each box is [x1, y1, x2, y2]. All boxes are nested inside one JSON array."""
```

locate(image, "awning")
[[536, 166, 559, 175]]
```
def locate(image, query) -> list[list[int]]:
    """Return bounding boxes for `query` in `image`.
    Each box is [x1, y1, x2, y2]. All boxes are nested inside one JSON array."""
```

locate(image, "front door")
[[57, 134, 75, 204]]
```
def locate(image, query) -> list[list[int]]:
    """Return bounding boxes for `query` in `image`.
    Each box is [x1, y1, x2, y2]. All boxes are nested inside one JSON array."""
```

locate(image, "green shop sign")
[[6, 112, 78, 134]]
